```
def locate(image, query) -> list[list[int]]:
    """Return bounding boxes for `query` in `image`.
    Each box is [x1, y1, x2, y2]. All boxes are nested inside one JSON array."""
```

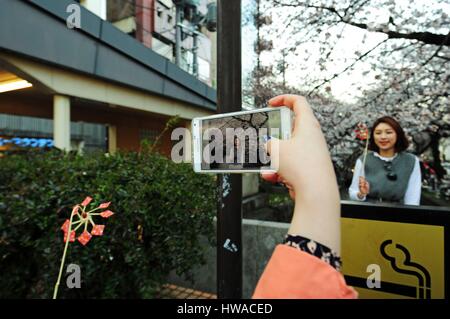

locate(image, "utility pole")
[[193, 25, 199, 77], [254, 0, 265, 108], [175, 4, 182, 67], [255, 0, 261, 74], [173, 1, 217, 78], [217, 0, 242, 299], [255, 0, 261, 105]]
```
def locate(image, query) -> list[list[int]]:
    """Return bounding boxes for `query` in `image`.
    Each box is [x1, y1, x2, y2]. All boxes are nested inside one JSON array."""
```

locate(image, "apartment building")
[[0, 0, 216, 155]]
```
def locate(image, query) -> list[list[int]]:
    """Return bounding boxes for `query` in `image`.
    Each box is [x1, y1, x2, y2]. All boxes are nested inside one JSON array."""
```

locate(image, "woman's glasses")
[[384, 163, 397, 181]]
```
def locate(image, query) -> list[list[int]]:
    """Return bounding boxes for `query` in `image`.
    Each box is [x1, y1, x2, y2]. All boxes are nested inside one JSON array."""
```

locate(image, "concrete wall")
[[167, 218, 289, 298], [0, 52, 214, 120], [242, 173, 260, 198]]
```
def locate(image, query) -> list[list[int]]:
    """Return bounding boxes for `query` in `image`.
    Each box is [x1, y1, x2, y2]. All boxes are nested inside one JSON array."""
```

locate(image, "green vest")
[[360, 151, 416, 203]]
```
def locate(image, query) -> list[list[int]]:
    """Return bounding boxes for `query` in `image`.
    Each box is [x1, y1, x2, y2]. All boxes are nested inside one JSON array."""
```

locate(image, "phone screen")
[[199, 109, 282, 171]]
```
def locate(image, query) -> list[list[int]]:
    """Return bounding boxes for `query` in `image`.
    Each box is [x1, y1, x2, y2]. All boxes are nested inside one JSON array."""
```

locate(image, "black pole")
[[217, 0, 242, 299]]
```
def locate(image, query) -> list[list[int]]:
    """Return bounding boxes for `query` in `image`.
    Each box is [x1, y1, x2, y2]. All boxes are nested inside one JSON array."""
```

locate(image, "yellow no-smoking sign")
[[341, 202, 448, 299]]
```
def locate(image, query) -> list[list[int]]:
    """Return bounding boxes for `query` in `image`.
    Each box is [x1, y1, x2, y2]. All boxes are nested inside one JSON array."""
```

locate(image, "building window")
[[0, 114, 107, 155], [107, 0, 135, 22], [198, 57, 211, 83]]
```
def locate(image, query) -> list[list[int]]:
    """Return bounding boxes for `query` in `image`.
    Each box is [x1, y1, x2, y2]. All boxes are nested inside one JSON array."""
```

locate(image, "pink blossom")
[[64, 230, 76, 243], [78, 231, 92, 246], [98, 202, 111, 209], [100, 210, 115, 218], [91, 225, 105, 236], [81, 196, 93, 207]]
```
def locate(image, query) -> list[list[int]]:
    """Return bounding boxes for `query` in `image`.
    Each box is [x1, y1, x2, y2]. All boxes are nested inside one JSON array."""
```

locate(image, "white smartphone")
[[192, 107, 292, 173]]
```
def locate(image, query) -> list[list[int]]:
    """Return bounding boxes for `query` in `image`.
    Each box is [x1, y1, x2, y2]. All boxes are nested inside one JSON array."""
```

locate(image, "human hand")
[[260, 94, 340, 253], [358, 176, 370, 197], [261, 95, 339, 202]]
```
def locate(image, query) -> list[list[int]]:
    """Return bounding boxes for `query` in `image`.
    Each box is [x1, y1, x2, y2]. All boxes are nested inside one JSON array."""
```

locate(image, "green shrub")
[[0, 149, 216, 298]]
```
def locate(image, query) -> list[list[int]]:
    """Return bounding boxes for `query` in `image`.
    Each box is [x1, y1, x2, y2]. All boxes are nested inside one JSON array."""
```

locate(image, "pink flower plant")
[[355, 122, 370, 176], [53, 197, 115, 299]]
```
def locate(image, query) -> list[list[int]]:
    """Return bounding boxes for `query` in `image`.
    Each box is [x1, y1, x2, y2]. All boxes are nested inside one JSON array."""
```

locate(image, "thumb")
[[263, 136, 281, 156], [263, 137, 281, 173], [265, 139, 272, 155]]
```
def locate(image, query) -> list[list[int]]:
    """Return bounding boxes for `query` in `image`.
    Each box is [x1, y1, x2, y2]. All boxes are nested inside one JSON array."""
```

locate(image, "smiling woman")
[[349, 116, 422, 205]]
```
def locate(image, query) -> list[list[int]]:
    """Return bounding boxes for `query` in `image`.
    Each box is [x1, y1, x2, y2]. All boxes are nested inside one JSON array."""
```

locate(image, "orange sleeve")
[[252, 244, 358, 299]]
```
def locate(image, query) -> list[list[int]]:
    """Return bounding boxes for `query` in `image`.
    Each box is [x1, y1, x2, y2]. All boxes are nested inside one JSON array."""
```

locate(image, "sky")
[[241, 0, 385, 104]]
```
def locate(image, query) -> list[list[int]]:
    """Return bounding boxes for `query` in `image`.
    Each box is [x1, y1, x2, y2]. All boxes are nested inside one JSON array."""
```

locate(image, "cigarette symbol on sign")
[[380, 240, 431, 299], [345, 240, 432, 299]]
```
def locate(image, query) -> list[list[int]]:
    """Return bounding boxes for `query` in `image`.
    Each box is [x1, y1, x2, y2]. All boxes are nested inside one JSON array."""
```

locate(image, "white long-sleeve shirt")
[[348, 152, 422, 205]]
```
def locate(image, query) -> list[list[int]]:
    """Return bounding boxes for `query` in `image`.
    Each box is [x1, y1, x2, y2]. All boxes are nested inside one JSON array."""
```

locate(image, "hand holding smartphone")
[[191, 107, 292, 173]]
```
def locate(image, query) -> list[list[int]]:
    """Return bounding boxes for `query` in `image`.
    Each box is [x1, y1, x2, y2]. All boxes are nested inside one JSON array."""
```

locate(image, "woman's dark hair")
[[368, 116, 409, 152]]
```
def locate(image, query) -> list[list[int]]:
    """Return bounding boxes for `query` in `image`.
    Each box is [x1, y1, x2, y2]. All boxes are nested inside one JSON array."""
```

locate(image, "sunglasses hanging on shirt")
[[384, 162, 398, 181]]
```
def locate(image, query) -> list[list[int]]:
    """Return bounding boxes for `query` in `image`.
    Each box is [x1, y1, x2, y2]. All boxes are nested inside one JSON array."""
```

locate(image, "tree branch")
[[307, 38, 389, 96], [435, 54, 450, 61], [273, 0, 450, 47], [360, 72, 430, 111], [343, 0, 372, 19], [345, 21, 450, 47]]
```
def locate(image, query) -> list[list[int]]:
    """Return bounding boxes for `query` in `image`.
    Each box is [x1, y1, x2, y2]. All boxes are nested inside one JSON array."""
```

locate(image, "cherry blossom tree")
[[243, 0, 450, 191]]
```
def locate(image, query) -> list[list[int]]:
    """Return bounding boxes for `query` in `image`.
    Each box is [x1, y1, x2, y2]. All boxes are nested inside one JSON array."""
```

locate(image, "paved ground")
[[157, 284, 217, 299]]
